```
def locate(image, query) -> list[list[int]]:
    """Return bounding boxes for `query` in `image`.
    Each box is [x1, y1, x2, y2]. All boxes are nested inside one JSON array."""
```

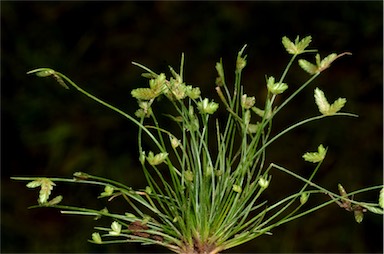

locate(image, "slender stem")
[[274, 72, 320, 116], [35, 69, 164, 153], [254, 112, 357, 159], [278, 54, 297, 84]]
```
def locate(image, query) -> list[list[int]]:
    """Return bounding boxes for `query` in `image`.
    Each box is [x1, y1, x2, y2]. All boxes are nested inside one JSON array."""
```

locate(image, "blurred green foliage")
[[1, 1, 382, 253]]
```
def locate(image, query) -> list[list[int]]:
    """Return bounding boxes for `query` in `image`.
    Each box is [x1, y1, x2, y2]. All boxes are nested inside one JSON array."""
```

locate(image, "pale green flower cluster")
[[131, 59, 214, 119]]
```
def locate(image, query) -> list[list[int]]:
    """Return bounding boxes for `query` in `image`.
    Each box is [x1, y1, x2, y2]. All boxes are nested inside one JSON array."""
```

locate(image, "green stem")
[[271, 163, 382, 207], [29, 68, 164, 153], [274, 72, 320, 116], [278, 54, 297, 84], [254, 112, 358, 160]]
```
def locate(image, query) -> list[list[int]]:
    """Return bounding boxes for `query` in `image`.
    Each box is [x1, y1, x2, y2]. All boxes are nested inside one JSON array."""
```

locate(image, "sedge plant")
[[13, 36, 383, 254]]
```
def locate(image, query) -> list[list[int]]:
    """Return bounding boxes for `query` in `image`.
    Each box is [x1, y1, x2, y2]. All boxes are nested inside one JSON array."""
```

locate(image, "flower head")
[[197, 98, 219, 114]]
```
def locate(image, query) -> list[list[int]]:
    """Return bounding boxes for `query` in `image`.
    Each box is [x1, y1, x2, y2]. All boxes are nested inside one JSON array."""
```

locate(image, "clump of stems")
[[13, 36, 383, 254]]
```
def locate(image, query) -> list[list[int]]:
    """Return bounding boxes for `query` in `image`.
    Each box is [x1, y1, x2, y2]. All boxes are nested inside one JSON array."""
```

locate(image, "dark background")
[[1, 1, 383, 253]]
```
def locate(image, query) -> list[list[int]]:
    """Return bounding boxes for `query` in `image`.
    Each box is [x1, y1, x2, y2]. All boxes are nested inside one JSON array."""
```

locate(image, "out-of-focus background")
[[1, 2, 382, 253]]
